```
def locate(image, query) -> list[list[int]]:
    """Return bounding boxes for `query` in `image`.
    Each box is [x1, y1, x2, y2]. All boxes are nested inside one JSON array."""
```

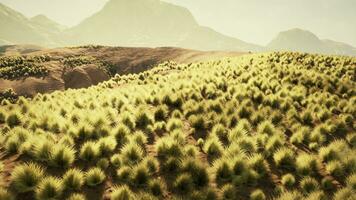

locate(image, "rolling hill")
[[268, 28, 356, 56], [0, 51, 355, 200], [0, 45, 245, 97]]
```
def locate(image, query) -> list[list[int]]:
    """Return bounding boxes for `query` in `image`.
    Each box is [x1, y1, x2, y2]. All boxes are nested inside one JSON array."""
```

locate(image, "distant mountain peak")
[[30, 14, 66, 31], [68, 0, 260, 51], [31, 14, 52, 22], [274, 28, 320, 41], [267, 28, 356, 56]]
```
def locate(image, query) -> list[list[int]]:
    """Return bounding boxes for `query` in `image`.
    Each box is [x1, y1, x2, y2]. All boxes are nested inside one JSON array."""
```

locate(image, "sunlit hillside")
[[0, 52, 355, 200]]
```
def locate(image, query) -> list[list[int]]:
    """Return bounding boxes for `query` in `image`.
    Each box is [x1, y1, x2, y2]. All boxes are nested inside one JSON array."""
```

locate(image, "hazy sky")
[[0, 0, 355, 46]]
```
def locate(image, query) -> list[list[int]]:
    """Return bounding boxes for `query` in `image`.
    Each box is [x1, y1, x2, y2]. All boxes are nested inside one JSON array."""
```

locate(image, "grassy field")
[[0, 52, 355, 200]]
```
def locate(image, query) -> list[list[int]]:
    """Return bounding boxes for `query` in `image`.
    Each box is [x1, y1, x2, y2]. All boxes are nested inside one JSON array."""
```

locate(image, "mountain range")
[[1, 0, 355, 56]]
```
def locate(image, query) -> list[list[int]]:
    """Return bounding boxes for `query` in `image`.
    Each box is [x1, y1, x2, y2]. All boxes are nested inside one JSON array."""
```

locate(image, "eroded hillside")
[[0, 45, 244, 97]]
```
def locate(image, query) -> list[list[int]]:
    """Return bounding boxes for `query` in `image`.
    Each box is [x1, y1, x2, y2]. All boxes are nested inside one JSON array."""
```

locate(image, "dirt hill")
[[0, 45, 245, 97]]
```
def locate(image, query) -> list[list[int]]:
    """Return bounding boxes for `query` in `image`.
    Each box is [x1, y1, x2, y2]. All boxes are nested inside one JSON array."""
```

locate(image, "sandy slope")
[[0, 46, 245, 96]]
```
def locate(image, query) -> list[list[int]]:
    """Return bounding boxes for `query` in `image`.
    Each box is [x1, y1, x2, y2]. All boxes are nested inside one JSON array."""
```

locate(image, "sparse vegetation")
[[0, 55, 50, 79]]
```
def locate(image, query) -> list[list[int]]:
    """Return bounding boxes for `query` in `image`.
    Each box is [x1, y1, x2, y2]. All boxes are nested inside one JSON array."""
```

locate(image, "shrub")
[[85, 167, 105, 187], [213, 160, 233, 184], [346, 174, 356, 190], [32, 139, 55, 162], [318, 146, 338, 162], [232, 157, 247, 176], [301, 110, 313, 125], [181, 159, 210, 188], [112, 124, 130, 145], [211, 124, 228, 143], [79, 142, 99, 162], [142, 157, 159, 174], [296, 154, 319, 176], [153, 122, 166, 133], [304, 191, 327, 200], [250, 189, 266, 200], [35, 176, 64, 200], [248, 154, 268, 178], [346, 133, 356, 148], [111, 185, 134, 200], [6, 112, 22, 127], [135, 110, 153, 129], [326, 161, 344, 178], [11, 162, 44, 193], [281, 174, 296, 188], [203, 137, 224, 159], [97, 158, 110, 170], [58, 135, 75, 147], [184, 145, 199, 158], [273, 148, 295, 169], [197, 138, 204, 149], [62, 168, 84, 191], [116, 166, 132, 183], [131, 165, 150, 187], [190, 188, 218, 200], [171, 109, 182, 118], [174, 173, 194, 193], [236, 137, 258, 154], [120, 112, 135, 130], [276, 190, 303, 200], [189, 115, 207, 131], [290, 126, 310, 145], [154, 105, 168, 121], [110, 154, 122, 168], [228, 124, 249, 141], [97, 136, 117, 156], [333, 188, 355, 200], [67, 193, 86, 200], [221, 184, 236, 200], [166, 118, 184, 131], [50, 145, 76, 168], [300, 177, 319, 194], [155, 137, 182, 159], [148, 179, 164, 196], [265, 135, 285, 154], [257, 121, 276, 136], [0, 111, 5, 123], [130, 131, 148, 147], [160, 157, 181, 173], [4, 135, 22, 153], [321, 177, 334, 191], [121, 143, 144, 165]]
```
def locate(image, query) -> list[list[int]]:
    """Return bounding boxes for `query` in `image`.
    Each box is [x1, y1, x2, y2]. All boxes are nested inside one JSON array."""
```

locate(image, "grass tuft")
[[62, 168, 84, 191], [85, 167, 105, 187], [35, 176, 64, 200], [11, 162, 44, 193]]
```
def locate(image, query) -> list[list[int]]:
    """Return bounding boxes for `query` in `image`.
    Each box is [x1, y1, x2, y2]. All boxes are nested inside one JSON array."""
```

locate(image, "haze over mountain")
[[267, 28, 356, 56], [0, 3, 66, 47], [0, 0, 356, 56], [67, 0, 261, 51]]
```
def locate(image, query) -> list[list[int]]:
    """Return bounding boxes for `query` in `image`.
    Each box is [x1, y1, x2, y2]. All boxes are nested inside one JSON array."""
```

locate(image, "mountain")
[[1, 1, 356, 55], [0, 3, 66, 47], [267, 28, 356, 56], [67, 0, 261, 52], [30, 14, 66, 32]]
